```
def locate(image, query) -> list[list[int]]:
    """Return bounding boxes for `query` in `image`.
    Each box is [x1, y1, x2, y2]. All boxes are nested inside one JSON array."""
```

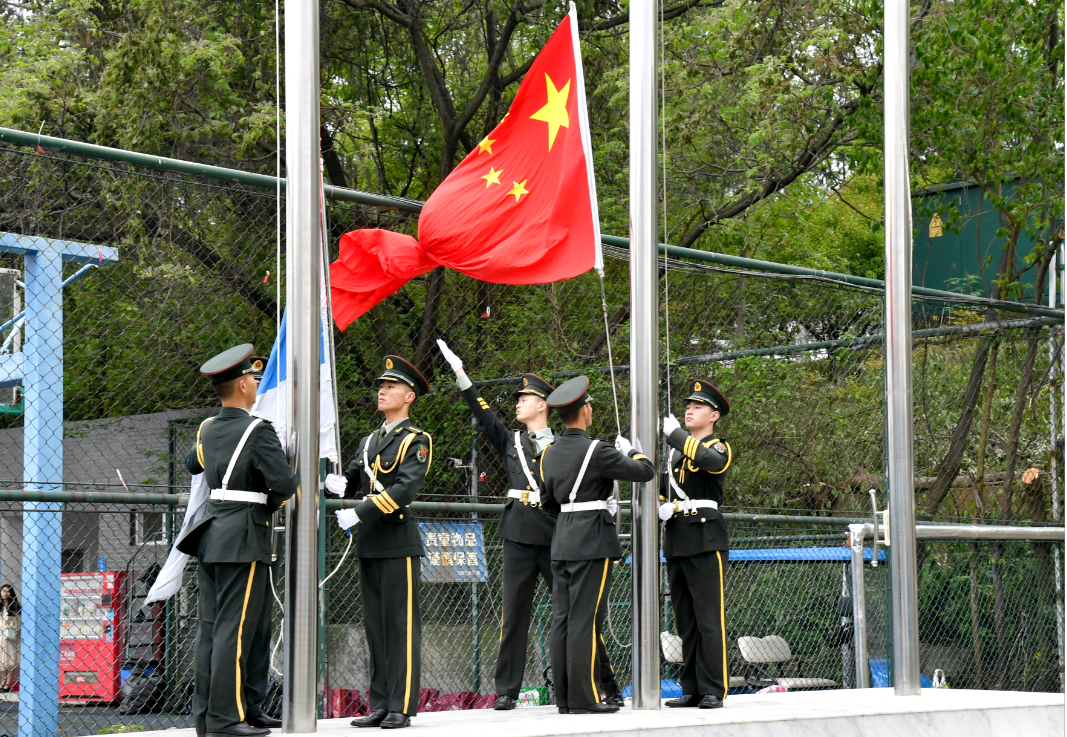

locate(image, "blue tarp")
[[625, 547, 887, 564], [869, 659, 933, 688], [730, 547, 887, 563]]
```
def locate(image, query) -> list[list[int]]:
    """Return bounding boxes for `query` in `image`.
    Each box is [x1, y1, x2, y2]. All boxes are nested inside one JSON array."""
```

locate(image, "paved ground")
[[119, 688, 1063, 737]]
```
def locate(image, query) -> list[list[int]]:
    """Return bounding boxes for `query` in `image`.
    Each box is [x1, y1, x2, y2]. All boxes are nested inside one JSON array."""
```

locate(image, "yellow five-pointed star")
[[529, 74, 571, 151], [508, 179, 530, 202], [478, 136, 496, 154], [481, 167, 503, 187]]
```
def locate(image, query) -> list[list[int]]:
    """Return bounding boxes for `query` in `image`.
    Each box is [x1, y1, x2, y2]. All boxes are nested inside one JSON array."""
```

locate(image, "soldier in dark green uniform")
[[178, 345, 298, 737], [434, 341, 623, 709], [242, 356, 282, 729], [541, 377, 655, 714], [330, 356, 432, 730], [659, 379, 732, 710]]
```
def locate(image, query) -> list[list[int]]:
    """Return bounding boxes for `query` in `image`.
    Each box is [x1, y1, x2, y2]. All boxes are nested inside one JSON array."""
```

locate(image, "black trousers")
[[667, 550, 728, 699], [361, 556, 422, 715], [495, 542, 619, 698], [194, 560, 268, 733], [549, 558, 612, 709], [243, 561, 276, 721]]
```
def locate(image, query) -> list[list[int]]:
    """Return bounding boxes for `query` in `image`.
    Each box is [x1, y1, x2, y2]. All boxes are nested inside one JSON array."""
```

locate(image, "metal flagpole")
[[629, 0, 662, 711], [883, 0, 920, 696], [1051, 248, 1065, 689], [283, 0, 322, 728]]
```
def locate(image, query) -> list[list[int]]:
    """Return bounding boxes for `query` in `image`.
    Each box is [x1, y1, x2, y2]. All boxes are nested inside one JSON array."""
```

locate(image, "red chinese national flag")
[[331, 6, 601, 329]]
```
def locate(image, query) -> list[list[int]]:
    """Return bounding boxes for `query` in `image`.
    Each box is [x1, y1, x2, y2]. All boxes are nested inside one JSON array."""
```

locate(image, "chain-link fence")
[[0, 501, 1059, 735], [0, 133, 1062, 733]]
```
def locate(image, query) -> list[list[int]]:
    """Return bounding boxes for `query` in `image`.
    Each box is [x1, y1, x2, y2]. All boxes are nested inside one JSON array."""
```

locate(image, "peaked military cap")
[[546, 375, 593, 416], [512, 372, 554, 399], [250, 356, 268, 381], [377, 355, 430, 397], [686, 378, 729, 416], [200, 344, 255, 385]]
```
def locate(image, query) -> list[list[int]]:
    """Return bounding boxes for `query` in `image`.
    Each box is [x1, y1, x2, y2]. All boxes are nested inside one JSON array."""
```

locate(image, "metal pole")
[[849, 525, 870, 689], [282, 0, 322, 727], [629, 0, 661, 710], [1050, 247, 1064, 690], [883, 0, 920, 696], [470, 417, 480, 693]]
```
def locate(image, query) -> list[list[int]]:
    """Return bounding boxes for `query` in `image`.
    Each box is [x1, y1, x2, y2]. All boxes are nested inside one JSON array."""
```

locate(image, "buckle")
[[521, 490, 530, 505]]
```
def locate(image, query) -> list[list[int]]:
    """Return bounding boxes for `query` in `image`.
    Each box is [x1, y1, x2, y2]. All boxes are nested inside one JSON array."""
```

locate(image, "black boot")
[[380, 712, 411, 729], [351, 709, 388, 728], [698, 695, 723, 709], [206, 723, 270, 737], [665, 694, 700, 708], [603, 693, 625, 708], [568, 703, 620, 714], [493, 695, 517, 710], [247, 715, 282, 729]]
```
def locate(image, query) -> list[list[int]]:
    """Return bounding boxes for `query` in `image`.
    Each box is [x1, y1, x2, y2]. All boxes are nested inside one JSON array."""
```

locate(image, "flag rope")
[[660, 2, 672, 411], [598, 271, 622, 437], [275, 0, 281, 335]]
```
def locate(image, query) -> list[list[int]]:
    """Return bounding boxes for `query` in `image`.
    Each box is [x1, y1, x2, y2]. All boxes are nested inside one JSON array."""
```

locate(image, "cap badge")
[[253, 360, 264, 371], [523, 378, 529, 386], [694, 381, 702, 392], [385, 358, 394, 369]]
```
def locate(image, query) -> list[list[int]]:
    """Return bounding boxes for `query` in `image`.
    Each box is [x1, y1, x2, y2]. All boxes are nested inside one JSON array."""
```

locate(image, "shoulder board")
[[249, 412, 273, 424], [408, 427, 431, 439]]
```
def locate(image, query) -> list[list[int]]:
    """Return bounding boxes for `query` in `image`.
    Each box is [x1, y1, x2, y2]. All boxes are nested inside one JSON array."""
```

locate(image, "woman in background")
[[0, 585, 20, 692]]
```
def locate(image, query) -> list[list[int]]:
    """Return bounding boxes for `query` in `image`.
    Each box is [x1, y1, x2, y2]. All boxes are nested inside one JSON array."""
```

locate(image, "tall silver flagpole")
[[629, 0, 662, 711], [283, 0, 322, 728], [884, 0, 920, 696]]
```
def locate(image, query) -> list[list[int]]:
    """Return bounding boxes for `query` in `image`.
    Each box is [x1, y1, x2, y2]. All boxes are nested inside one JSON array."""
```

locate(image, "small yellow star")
[[481, 167, 503, 188], [478, 136, 496, 154], [529, 74, 571, 151], [508, 179, 530, 202]]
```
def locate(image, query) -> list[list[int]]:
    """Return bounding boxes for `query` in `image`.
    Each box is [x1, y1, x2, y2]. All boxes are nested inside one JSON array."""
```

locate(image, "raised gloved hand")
[[606, 497, 619, 517], [662, 414, 681, 436], [659, 502, 676, 521], [614, 435, 633, 455], [324, 473, 347, 497], [335, 508, 360, 530], [436, 339, 464, 373]]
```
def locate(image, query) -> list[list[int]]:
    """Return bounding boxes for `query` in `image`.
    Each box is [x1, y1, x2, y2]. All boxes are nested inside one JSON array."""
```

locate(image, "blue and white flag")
[[252, 306, 339, 465]]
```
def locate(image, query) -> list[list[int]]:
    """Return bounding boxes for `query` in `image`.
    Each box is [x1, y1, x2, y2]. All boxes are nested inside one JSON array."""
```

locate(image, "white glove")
[[324, 473, 347, 497], [662, 414, 681, 436], [659, 502, 675, 521], [436, 339, 464, 372], [335, 508, 360, 530], [614, 435, 633, 455], [606, 497, 619, 516]]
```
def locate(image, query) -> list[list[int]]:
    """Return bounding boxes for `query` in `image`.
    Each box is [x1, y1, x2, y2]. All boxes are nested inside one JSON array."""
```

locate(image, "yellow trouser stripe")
[[590, 558, 609, 704], [717, 551, 727, 700], [403, 557, 414, 714], [235, 561, 257, 722]]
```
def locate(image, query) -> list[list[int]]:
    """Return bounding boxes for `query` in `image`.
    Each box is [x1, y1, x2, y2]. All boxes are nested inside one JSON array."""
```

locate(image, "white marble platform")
[[125, 688, 1064, 737]]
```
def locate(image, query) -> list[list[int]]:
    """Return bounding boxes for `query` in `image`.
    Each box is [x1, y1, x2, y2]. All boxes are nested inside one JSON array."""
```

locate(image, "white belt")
[[210, 490, 268, 505], [560, 500, 608, 513], [507, 489, 541, 505], [673, 498, 718, 515]]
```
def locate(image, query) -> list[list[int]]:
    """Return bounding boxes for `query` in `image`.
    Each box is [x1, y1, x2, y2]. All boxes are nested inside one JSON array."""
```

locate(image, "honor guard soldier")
[[540, 377, 654, 714], [179, 345, 297, 737], [329, 356, 433, 730], [242, 356, 282, 730], [659, 379, 732, 709], [435, 341, 624, 710]]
